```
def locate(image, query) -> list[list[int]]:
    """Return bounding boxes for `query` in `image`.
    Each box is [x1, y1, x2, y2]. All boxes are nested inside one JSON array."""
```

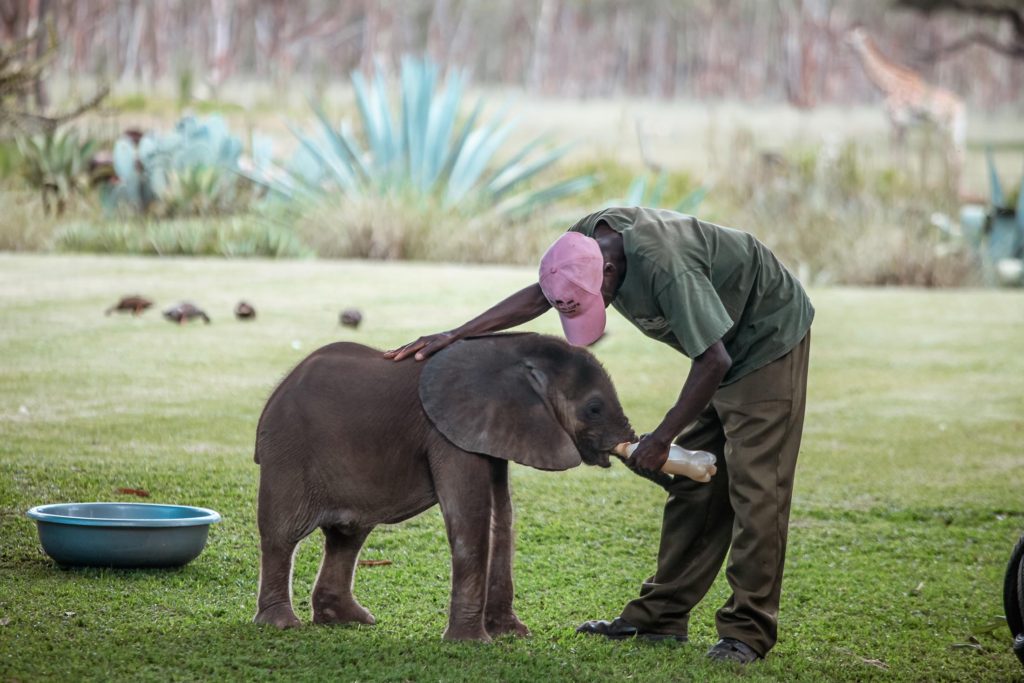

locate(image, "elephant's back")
[[294, 341, 425, 392], [264, 340, 421, 403], [255, 342, 436, 523], [256, 341, 429, 463]]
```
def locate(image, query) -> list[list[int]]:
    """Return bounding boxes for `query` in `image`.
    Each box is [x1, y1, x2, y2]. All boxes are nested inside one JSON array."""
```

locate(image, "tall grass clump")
[[715, 131, 976, 286], [0, 128, 109, 250], [562, 156, 707, 214], [53, 215, 310, 258], [294, 194, 563, 264], [0, 138, 21, 178], [0, 187, 95, 251]]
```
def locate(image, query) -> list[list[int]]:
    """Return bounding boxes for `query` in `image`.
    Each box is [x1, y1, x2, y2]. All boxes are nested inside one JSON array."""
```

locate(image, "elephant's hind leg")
[[254, 535, 302, 629], [312, 525, 376, 626]]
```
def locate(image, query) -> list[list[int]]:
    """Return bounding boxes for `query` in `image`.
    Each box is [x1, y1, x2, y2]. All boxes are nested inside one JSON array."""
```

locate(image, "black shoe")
[[706, 637, 761, 664], [576, 617, 686, 642]]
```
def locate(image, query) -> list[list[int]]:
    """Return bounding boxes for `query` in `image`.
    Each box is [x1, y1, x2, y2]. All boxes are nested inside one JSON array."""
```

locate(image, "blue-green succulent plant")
[[960, 150, 1024, 286], [106, 114, 244, 216]]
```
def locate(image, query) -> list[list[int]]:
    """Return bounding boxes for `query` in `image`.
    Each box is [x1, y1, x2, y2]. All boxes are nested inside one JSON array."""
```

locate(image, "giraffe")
[[845, 27, 967, 188]]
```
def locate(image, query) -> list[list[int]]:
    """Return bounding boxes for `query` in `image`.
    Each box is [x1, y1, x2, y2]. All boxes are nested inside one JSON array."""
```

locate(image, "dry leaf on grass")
[[950, 635, 985, 653], [838, 647, 889, 670]]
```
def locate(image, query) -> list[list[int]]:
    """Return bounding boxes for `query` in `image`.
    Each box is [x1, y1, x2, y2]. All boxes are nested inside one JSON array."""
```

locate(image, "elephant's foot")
[[443, 621, 492, 642], [486, 613, 530, 638], [254, 602, 302, 629], [312, 592, 376, 626]]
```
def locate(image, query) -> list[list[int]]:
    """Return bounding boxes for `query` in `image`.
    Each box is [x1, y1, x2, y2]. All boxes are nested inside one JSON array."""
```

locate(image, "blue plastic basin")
[[26, 502, 221, 568]]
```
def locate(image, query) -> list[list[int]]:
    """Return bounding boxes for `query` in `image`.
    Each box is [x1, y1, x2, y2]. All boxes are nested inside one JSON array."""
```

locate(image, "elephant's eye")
[[584, 400, 603, 420]]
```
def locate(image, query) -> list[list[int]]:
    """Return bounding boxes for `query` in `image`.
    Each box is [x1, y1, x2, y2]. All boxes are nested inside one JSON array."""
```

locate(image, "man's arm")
[[384, 283, 551, 361], [627, 339, 732, 473]]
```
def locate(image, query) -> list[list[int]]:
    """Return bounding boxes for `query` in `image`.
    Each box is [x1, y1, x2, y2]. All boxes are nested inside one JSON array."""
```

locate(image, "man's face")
[[600, 264, 618, 306]]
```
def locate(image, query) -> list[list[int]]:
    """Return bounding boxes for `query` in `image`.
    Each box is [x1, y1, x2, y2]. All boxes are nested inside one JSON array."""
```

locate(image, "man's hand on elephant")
[[384, 331, 459, 362]]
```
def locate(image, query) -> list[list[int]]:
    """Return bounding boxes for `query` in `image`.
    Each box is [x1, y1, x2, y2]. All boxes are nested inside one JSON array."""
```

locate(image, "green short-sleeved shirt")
[[569, 207, 814, 385]]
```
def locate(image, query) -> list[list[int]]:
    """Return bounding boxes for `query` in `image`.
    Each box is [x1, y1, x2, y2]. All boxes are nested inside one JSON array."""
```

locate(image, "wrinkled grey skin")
[[253, 333, 634, 641]]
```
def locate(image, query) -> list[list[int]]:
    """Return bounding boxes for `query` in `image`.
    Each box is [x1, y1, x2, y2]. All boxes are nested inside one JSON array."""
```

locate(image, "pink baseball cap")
[[539, 232, 606, 346]]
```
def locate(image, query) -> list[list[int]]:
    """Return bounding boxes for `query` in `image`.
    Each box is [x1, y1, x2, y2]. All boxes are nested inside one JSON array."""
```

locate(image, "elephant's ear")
[[419, 335, 581, 471]]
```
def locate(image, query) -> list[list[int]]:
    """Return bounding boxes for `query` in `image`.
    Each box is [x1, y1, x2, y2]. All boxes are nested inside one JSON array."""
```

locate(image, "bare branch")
[[2, 85, 108, 135], [281, 7, 340, 44], [925, 30, 1024, 59], [894, 0, 1024, 39]]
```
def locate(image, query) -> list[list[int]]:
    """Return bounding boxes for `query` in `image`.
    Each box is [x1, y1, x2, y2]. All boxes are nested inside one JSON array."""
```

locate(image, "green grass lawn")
[[1, 253, 1022, 682]]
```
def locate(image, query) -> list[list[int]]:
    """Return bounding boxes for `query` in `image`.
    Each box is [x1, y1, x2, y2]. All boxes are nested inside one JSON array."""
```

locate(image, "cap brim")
[[558, 291, 606, 346]]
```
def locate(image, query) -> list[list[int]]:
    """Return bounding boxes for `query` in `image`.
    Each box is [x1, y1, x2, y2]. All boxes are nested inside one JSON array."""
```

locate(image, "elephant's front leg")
[[431, 449, 494, 642], [485, 460, 529, 638]]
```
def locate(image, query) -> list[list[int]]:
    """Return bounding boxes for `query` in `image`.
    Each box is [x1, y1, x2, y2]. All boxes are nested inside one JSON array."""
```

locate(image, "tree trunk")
[[27, 0, 50, 110], [0, 0, 23, 41], [209, 0, 233, 93], [121, 0, 147, 82], [529, 0, 559, 93]]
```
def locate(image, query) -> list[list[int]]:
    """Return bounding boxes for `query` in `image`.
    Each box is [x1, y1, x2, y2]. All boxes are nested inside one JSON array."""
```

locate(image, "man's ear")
[[599, 261, 620, 305]]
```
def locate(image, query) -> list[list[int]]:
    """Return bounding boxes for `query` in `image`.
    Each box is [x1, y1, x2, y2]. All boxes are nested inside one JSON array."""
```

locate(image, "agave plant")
[[959, 150, 1023, 286], [253, 57, 594, 218], [16, 128, 100, 215], [611, 172, 707, 214]]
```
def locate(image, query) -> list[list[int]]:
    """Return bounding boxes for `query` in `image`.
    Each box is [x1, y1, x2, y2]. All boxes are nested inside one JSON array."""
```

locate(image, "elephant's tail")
[[254, 426, 276, 464], [253, 428, 266, 464]]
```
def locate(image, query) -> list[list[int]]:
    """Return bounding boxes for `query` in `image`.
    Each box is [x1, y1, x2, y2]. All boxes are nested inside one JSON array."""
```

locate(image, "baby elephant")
[[253, 333, 634, 641]]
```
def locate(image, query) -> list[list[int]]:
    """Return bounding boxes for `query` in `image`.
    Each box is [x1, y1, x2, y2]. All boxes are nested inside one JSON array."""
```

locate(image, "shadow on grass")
[[121, 621, 699, 682]]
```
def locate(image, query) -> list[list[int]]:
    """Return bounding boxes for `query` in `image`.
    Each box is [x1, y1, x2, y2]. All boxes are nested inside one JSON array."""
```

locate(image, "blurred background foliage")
[[0, 0, 1021, 282]]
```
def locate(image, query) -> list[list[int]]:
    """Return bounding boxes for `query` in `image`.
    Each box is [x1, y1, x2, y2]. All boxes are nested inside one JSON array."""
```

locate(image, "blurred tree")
[[29, 0, 51, 108], [0, 19, 107, 136], [895, 0, 1024, 59], [19, 0, 1024, 105], [780, 0, 836, 109]]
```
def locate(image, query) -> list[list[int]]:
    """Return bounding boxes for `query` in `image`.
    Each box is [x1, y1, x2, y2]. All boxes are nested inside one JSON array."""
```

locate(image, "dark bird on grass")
[[163, 302, 211, 325], [105, 295, 153, 316], [235, 301, 256, 320], [339, 308, 363, 329]]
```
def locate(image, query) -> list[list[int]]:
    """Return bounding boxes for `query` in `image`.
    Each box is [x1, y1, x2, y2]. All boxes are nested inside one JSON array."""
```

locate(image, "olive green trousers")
[[619, 330, 811, 656]]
